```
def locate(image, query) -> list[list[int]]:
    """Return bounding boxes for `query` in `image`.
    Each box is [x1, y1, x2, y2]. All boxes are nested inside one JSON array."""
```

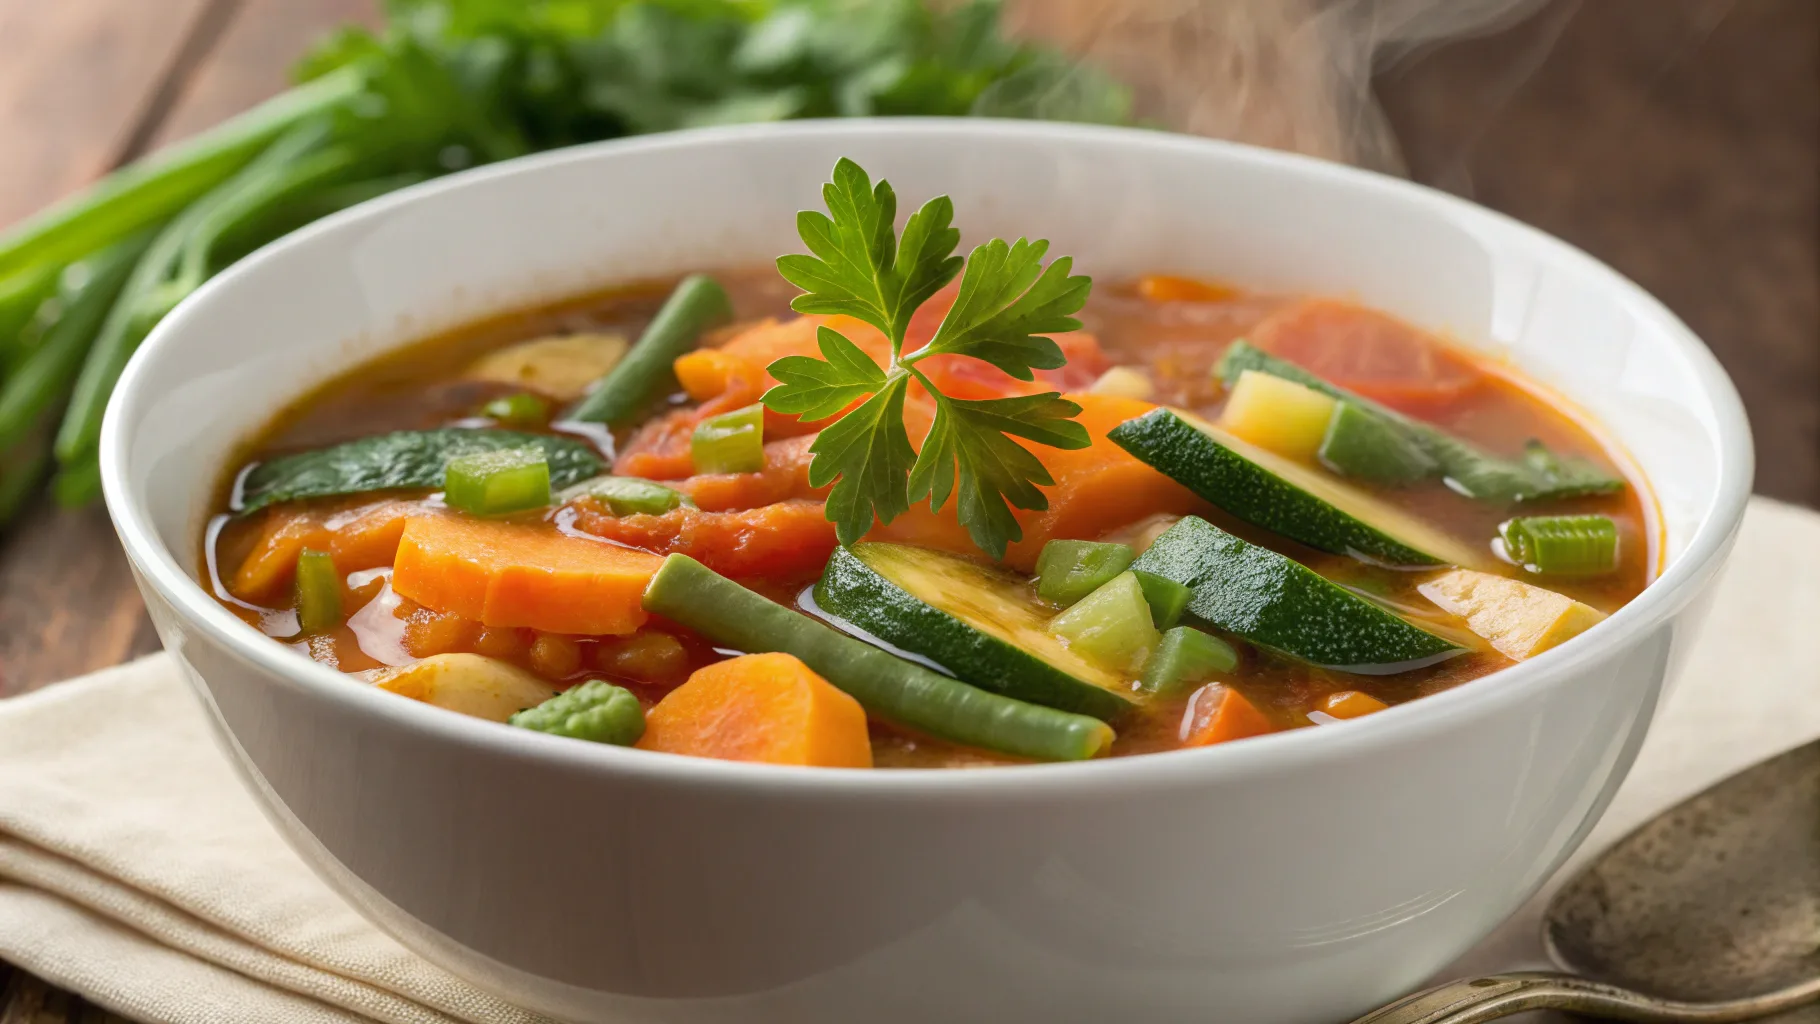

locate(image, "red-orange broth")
[[204, 269, 1652, 768]]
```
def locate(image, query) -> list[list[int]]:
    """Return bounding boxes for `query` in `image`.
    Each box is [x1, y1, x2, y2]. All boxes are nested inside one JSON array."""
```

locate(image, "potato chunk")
[[1418, 569, 1605, 661], [370, 653, 558, 722], [464, 333, 628, 401]]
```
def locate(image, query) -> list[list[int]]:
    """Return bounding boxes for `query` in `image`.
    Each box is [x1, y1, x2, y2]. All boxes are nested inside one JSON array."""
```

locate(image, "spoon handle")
[[1348, 971, 1820, 1024]]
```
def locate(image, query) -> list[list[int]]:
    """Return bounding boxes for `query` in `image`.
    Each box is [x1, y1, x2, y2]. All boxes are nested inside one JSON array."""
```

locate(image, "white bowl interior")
[[112, 121, 1742, 587]]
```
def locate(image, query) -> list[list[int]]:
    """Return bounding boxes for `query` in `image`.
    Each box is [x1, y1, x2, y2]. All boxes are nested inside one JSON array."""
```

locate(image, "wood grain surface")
[[0, 0, 1813, 1017]]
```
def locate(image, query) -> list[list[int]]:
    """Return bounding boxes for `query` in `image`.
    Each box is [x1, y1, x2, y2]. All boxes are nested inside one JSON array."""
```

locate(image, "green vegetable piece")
[[560, 476, 692, 516], [815, 543, 1134, 721], [480, 392, 549, 426], [1500, 514, 1619, 576], [1132, 516, 1463, 673], [691, 403, 765, 474], [294, 548, 342, 633], [1035, 539, 1135, 606], [236, 428, 602, 513], [1319, 400, 1437, 485], [1217, 342, 1622, 502], [1132, 570, 1191, 629], [1047, 571, 1160, 674], [444, 448, 551, 516], [509, 680, 646, 746], [1139, 626, 1238, 695], [565, 275, 732, 426], [644, 553, 1114, 762]]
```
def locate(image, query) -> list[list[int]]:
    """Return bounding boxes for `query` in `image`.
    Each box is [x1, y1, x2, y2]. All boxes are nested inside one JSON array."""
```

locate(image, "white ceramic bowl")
[[101, 120, 1752, 1024]]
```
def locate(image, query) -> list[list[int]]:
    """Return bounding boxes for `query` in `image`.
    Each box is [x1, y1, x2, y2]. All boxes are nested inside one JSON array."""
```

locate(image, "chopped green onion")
[[1047, 571, 1159, 674], [1139, 626, 1238, 695], [509, 679, 646, 745], [1131, 569, 1191, 629], [444, 447, 551, 516], [294, 548, 342, 633], [480, 392, 549, 426], [690, 403, 764, 474], [560, 475, 692, 516], [1499, 515, 1619, 576], [1035, 539, 1134, 606], [1318, 400, 1437, 485]]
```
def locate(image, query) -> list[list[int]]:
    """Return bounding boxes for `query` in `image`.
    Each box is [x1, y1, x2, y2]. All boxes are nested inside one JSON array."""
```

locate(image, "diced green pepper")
[[1047, 571, 1159, 673], [691, 403, 764, 474], [1035, 539, 1134, 606], [444, 447, 551, 516], [1499, 515, 1619, 576], [479, 392, 549, 426], [294, 548, 342, 633], [509, 679, 646, 745], [1139, 626, 1238, 695], [1132, 569, 1191, 629], [561, 475, 692, 516]]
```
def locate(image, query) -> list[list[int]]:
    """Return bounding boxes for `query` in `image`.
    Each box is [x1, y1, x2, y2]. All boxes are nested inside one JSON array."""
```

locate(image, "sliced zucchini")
[[1418, 569, 1605, 660], [1108, 407, 1485, 568], [1131, 517, 1463, 673], [814, 543, 1136, 722]]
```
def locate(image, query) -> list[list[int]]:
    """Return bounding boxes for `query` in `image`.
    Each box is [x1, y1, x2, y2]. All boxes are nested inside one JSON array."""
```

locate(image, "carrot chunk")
[[674, 434, 823, 511], [391, 516, 662, 635], [570, 499, 838, 581], [230, 508, 331, 601], [1183, 684, 1275, 747], [1137, 274, 1237, 303], [638, 652, 872, 767], [325, 500, 419, 573]]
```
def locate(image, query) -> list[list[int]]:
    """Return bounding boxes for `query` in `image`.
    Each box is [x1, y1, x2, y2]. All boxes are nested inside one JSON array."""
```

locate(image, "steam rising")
[[1007, 0, 1553, 172]]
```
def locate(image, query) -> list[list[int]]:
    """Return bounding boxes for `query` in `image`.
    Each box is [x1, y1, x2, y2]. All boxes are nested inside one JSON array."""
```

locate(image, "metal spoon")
[[1352, 737, 1820, 1024]]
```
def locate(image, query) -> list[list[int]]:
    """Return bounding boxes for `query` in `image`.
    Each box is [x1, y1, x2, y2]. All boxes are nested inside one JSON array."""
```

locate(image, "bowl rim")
[[100, 117, 1755, 798]]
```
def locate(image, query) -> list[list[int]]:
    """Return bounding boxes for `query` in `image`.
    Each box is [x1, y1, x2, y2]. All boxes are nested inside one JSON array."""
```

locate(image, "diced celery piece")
[[480, 392, 550, 426], [509, 679, 646, 745], [691, 403, 765, 474], [1319, 400, 1437, 485], [444, 447, 552, 516], [1048, 571, 1159, 673], [1139, 626, 1239, 695], [294, 548, 342, 633], [1499, 515, 1619, 575], [561, 475, 692, 516], [1218, 369, 1337, 461], [1035, 539, 1135, 606], [1131, 570, 1191, 629]]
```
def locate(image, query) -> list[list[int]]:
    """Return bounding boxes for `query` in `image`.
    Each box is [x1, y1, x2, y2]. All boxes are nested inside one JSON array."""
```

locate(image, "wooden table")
[[0, 0, 1812, 1018]]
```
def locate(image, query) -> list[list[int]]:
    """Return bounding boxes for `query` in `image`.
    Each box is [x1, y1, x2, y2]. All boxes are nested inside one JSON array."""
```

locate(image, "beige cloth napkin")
[[0, 496, 1815, 1024]]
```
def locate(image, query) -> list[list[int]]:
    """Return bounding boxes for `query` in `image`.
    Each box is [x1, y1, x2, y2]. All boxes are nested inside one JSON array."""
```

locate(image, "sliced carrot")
[[1247, 298, 1484, 414], [391, 515, 662, 635], [570, 498, 839, 581], [674, 434, 824, 511], [230, 508, 331, 601], [1137, 274, 1238, 303], [1184, 684, 1275, 747], [868, 393, 1203, 570], [638, 652, 872, 767], [325, 500, 419, 574]]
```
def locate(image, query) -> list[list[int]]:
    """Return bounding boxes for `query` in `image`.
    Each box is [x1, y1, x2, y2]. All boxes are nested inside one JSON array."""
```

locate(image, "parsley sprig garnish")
[[763, 158, 1093, 559]]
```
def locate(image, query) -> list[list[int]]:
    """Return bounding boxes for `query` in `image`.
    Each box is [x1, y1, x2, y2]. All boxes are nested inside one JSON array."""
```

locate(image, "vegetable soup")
[[204, 159, 1650, 769]]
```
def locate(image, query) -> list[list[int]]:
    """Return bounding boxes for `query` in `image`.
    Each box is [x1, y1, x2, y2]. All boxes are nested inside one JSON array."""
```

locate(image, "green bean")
[[564, 274, 733, 426], [642, 554, 1115, 762]]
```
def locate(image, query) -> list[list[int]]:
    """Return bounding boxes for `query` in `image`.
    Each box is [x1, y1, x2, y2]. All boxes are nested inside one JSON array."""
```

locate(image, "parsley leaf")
[[761, 158, 1093, 557]]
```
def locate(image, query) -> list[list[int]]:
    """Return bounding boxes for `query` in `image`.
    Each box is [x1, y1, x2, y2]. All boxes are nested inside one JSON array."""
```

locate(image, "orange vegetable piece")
[[1248, 298, 1484, 413], [638, 652, 872, 767], [1320, 690, 1390, 720], [230, 508, 330, 601], [615, 407, 699, 480], [1137, 274, 1237, 304], [570, 499, 839, 581], [391, 516, 663, 635], [325, 500, 419, 574], [674, 434, 825, 512], [1183, 684, 1275, 747]]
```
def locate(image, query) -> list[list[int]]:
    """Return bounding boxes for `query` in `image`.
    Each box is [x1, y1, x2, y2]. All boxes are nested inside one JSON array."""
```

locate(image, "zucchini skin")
[[1132, 517, 1462, 673], [642, 554, 1115, 762], [816, 546, 1135, 722], [1108, 408, 1442, 566]]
